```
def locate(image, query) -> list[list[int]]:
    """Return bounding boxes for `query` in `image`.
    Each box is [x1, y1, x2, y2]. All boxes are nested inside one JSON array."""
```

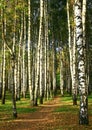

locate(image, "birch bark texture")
[[74, 0, 88, 125]]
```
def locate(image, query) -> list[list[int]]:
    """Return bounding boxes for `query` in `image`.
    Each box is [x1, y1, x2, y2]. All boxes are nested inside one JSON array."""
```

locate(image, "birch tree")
[[52, 38, 56, 97], [11, 51, 17, 118], [39, 0, 44, 104], [16, 14, 23, 100], [60, 51, 64, 96], [74, 0, 88, 124], [44, 0, 50, 100], [11, 0, 17, 118], [0, 55, 2, 99], [34, 0, 44, 106], [82, 0, 88, 93], [67, 0, 77, 105], [21, 10, 27, 98], [1, 3, 6, 104], [28, 0, 33, 102]]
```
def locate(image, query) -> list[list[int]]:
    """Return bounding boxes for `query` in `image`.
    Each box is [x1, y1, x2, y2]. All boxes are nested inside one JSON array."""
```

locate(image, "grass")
[[17, 107, 37, 114], [54, 94, 79, 113], [1, 92, 92, 129], [54, 105, 79, 113], [54, 94, 92, 114], [53, 94, 92, 130], [0, 92, 37, 120]]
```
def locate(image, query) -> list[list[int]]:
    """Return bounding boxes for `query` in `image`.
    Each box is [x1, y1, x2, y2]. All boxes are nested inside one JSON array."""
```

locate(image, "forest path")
[[0, 96, 63, 130], [0, 96, 92, 130]]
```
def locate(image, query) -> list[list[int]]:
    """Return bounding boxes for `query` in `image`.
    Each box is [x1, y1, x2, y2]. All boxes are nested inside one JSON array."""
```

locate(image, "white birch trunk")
[[12, 1, 17, 118], [2, 38, 6, 104], [39, 39, 44, 104], [28, 0, 32, 101], [60, 51, 64, 96], [0, 57, 2, 98], [44, 0, 47, 100], [52, 39, 56, 97], [21, 11, 26, 98], [12, 9, 17, 100], [1, 7, 6, 104], [82, 0, 88, 93], [14, 62, 17, 99], [67, 0, 73, 79], [17, 14, 23, 100], [72, 9, 77, 104], [34, 0, 44, 106], [44, 0, 50, 100], [67, 0, 77, 104], [75, 0, 88, 124]]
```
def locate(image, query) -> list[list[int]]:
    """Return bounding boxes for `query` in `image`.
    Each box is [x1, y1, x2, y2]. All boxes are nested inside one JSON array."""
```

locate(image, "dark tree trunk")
[[72, 93, 77, 105]]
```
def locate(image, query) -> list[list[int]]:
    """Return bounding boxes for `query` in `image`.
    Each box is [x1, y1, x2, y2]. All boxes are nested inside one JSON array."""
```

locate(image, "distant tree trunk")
[[0, 58, 2, 99], [44, 0, 47, 100], [67, 0, 73, 83], [74, 0, 88, 125], [67, 0, 73, 94], [44, 0, 50, 100], [28, 0, 33, 102], [1, 7, 6, 104], [39, 38, 44, 104], [67, 74, 71, 95], [31, 48, 35, 104], [82, 0, 88, 94], [21, 11, 27, 98], [39, 0, 44, 104], [67, 0, 77, 105], [34, 0, 44, 106], [31, 28, 38, 106], [0, 6, 3, 99], [2, 42, 6, 104], [11, 1, 17, 118], [52, 38, 56, 97], [14, 62, 17, 99], [13, 7, 17, 101], [72, 17, 77, 105], [11, 53, 17, 118], [60, 51, 64, 96], [17, 14, 23, 100]]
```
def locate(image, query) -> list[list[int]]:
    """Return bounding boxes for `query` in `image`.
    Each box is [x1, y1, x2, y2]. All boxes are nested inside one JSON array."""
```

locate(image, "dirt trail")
[[0, 97, 62, 130], [0, 96, 92, 130]]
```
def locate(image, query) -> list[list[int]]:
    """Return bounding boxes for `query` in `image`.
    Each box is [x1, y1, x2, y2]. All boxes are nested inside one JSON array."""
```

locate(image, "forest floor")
[[0, 95, 92, 130]]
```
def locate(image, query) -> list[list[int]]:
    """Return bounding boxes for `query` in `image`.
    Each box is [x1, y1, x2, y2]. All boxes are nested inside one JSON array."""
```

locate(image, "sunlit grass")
[[54, 105, 79, 113], [17, 107, 37, 113], [54, 94, 92, 115], [0, 91, 37, 120], [54, 95, 79, 113]]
